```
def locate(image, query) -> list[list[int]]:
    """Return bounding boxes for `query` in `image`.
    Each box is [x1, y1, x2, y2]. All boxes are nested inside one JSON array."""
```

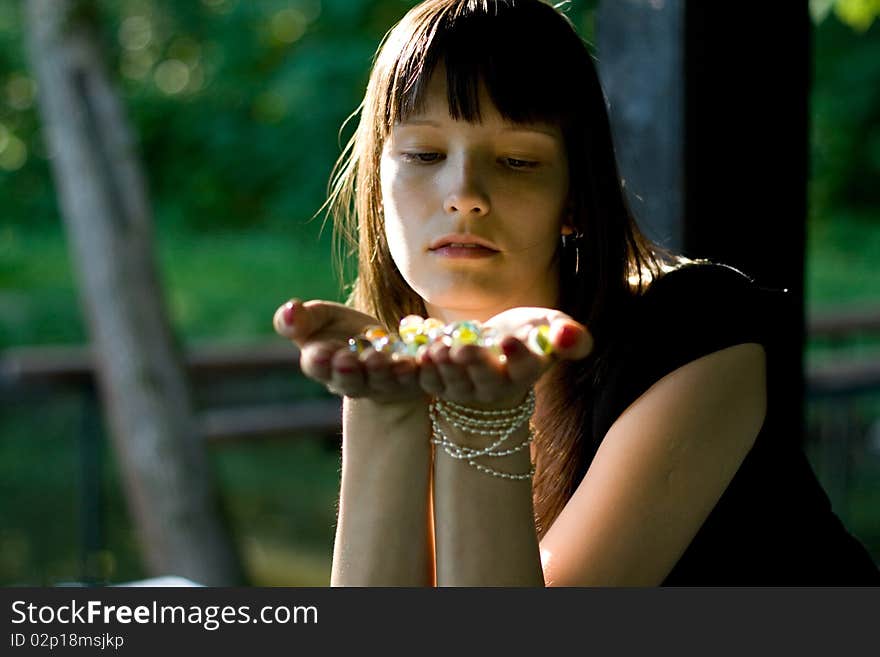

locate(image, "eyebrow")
[[396, 119, 559, 139]]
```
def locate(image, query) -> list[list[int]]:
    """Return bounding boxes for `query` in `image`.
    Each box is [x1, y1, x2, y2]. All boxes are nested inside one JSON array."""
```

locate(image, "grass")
[[1, 209, 879, 585], [806, 210, 880, 309], [0, 221, 346, 347]]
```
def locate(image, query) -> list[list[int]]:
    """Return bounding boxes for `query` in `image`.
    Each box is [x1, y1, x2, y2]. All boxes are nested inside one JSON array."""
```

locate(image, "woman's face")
[[379, 70, 571, 323]]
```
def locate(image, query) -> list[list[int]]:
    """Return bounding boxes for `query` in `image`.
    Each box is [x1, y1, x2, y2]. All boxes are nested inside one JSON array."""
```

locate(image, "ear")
[[560, 201, 575, 235], [561, 211, 575, 236]]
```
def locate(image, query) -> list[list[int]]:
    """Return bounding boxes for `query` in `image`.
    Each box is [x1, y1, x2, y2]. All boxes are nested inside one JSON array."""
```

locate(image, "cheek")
[[380, 161, 429, 275], [384, 214, 412, 275], [505, 186, 568, 246]]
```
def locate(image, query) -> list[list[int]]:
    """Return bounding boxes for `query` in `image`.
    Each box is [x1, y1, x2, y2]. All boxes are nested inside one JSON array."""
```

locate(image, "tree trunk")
[[24, 0, 243, 585]]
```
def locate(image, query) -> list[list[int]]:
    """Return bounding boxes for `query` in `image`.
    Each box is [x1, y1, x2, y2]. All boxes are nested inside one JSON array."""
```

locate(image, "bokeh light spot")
[[0, 133, 28, 171], [154, 60, 190, 95], [120, 49, 156, 81], [119, 15, 152, 51], [6, 74, 36, 111], [202, 0, 235, 13], [270, 8, 306, 45]]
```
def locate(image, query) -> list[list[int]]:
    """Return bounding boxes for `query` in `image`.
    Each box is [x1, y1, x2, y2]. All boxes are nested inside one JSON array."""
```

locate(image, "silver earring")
[[561, 232, 583, 275]]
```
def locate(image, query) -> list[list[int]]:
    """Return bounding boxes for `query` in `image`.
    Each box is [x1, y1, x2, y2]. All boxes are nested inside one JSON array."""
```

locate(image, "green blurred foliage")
[[811, 4, 880, 217], [0, 0, 596, 235], [812, 0, 880, 32]]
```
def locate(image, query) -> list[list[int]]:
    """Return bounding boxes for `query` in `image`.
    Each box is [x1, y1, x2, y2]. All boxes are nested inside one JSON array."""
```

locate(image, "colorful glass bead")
[[446, 320, 482, 346], [371, 333, 401, 353], [527, 324, 553, 356], [478, 326, 502, 354], [347, 336, 372, 354], [423, 317, 445, 341], [406, 331, 430, 348], [399, 315, 429, 348], [398, 341, 423, 358], [363, 325, 388, 342], [399, 315, 425, 330]]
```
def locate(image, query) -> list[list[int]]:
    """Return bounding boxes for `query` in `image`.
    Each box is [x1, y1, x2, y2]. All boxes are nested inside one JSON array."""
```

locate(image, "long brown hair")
[[325, 0, 688, 539]]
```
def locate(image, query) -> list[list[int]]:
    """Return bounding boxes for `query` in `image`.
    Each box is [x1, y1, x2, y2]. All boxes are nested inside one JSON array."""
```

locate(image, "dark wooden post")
[[683, 3, 810, 448], [597, 0, 810, 447]]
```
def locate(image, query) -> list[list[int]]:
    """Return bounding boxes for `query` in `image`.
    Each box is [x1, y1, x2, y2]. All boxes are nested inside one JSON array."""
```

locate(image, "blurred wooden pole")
[[24, 0, 243, 585], [597, 0, 685, 252]]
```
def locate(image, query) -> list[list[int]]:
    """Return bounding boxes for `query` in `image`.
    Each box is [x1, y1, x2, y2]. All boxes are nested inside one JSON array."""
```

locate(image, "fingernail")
[[282, 302, 296, 326], [501, 338, 520, 358], [557, 323, 578, 349]]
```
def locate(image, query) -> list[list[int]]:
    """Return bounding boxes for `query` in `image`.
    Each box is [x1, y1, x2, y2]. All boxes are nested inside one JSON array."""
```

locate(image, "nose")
[[442, 159, 490, 217]]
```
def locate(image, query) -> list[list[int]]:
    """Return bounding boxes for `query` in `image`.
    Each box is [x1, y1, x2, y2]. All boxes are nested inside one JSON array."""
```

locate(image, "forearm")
[[432, 421, 545, 586], [331, 397, 435, 586]]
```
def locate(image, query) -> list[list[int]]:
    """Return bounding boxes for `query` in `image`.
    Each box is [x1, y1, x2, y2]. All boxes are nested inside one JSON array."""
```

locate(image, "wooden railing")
[[3, 306, 880, 425], [0, 341, 342, 442]]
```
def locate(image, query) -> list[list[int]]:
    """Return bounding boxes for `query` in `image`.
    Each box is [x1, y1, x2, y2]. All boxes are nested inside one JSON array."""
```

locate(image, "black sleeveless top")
[[586, 262, 879, 585]]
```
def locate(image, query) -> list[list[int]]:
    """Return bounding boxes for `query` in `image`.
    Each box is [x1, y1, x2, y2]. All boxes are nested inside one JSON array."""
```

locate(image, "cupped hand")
[[273, 299, 429, 404], [418, 307, 593, 410]]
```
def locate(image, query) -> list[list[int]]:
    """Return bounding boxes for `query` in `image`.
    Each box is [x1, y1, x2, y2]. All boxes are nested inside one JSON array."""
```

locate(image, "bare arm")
[[331, 397, 435, 586], [540, 343, 767, 585], [432, 416, 543, 586], [273, 299, 436, 586]]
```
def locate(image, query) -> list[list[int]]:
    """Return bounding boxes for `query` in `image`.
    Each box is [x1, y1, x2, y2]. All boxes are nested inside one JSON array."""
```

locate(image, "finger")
[[450, 344, 509, 403], [417, 349, 446, 395], [273, 298, 303, 340], [390, 356, 419, 391], [361, 348, 398, 393], [306, 300, 386, 337], [500, 336, 544, 385], [273, 298, 377, 345], [485, 306, 569, 336], [329, 349, 368, 397], [549, 319, 594, 360], [430, 340, 475, 398], [299, 340, 343, 382]]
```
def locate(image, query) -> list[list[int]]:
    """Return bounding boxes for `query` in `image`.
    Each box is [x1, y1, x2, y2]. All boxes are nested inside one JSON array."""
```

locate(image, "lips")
[[428, 234, 500, 252]]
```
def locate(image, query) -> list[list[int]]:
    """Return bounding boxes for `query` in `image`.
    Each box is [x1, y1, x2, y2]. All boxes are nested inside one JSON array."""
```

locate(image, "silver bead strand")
[[429, 390, 536, 481]]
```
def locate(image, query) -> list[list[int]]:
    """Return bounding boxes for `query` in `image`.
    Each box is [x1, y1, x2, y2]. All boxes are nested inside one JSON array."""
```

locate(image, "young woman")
[[273, 0, 879, 586]]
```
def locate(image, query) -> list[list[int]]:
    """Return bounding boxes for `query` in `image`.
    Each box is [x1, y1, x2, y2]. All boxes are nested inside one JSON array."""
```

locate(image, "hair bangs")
[[387, 0, 580, 130]]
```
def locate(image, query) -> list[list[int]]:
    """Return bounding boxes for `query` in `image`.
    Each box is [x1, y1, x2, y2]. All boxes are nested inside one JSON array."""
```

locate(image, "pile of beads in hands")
[[347, 315, 555, 360]]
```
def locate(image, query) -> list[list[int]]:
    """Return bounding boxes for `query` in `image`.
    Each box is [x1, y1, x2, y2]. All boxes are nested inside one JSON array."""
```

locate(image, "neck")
[[424, 268, 562, 324]]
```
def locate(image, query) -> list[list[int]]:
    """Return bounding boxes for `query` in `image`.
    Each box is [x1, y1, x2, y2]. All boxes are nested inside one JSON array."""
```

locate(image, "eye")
[[401, 152, 445, 164], [503, 157, 539, 170]]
